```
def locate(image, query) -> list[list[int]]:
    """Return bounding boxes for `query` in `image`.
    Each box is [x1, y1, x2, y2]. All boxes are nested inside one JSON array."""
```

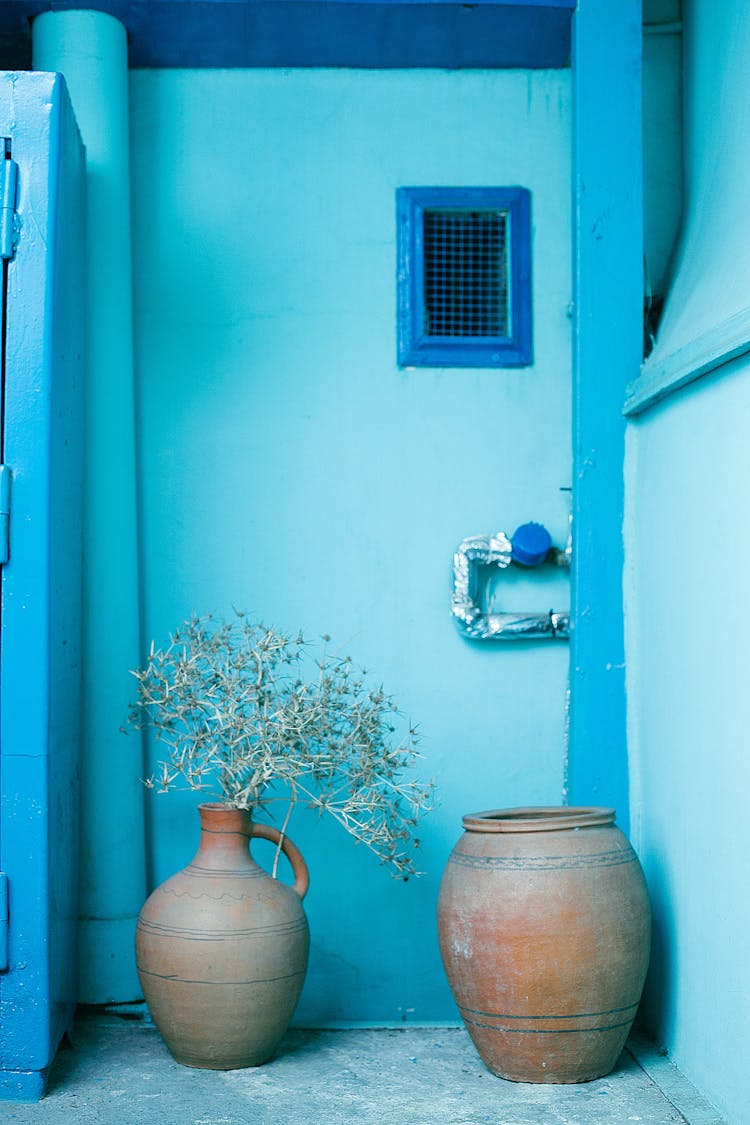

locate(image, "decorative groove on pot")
[[138, 967, 307, 986], [458, 1000, 640, 1022], [459, 1007, 640, 1033], [449, 845, 636, 871], [138, 917, 308, 940], [181, 865, 268, 877]]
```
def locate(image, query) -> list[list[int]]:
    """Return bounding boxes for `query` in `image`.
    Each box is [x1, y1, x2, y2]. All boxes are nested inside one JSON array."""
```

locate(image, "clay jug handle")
[[251, 822, 310, 900]]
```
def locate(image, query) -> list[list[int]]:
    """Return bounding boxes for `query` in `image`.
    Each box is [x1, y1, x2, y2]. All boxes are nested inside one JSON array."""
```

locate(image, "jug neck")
[[192, 802, 255, 869]]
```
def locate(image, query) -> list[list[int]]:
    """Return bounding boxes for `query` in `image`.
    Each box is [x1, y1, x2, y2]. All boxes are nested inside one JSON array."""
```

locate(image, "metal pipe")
[[451, 531, 570, 641]]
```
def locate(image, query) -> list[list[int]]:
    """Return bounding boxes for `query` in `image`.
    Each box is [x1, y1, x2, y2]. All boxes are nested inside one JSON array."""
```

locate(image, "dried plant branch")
[[273, 796, 295, 881], [128, 612, 434, 879]]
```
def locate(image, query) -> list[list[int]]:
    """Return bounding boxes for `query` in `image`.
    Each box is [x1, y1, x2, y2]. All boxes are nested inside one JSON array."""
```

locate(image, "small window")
[[397, 187, 532, 368]]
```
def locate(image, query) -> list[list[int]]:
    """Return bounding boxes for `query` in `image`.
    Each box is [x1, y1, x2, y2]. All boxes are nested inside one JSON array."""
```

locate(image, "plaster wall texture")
[[625, 1, 750, 1119], [129, 67, 572, 1023]]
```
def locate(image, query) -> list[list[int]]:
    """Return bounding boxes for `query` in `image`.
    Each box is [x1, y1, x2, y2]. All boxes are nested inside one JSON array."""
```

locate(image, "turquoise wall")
[[625, 2, 750, 1118], [626, 366, 750, 1122], [130, 68, 572, 1023]]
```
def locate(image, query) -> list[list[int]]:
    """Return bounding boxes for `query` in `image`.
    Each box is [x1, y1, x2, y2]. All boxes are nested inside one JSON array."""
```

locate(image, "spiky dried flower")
[[128, 612, 434, 879]]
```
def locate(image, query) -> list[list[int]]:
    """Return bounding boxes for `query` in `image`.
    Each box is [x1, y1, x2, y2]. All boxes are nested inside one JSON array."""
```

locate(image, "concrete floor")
[[1, 1010, 726, 1125]]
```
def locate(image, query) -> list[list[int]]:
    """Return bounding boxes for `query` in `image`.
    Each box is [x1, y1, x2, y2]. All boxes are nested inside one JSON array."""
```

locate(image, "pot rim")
[[461, 806, 615, 833]]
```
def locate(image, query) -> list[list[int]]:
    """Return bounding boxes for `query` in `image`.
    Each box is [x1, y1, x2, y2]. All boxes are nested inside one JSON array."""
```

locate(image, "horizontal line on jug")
[[138, 920, 308, 940], [138, 967, 306, 986]]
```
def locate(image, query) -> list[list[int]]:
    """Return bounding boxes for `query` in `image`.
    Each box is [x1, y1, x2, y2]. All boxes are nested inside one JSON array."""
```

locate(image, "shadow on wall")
[[638, 862, 675, 1045]]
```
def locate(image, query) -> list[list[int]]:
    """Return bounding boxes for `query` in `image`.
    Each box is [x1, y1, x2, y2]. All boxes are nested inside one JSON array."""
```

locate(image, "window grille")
[[397, 187, 531, 367], [423, 209, 508, 338]]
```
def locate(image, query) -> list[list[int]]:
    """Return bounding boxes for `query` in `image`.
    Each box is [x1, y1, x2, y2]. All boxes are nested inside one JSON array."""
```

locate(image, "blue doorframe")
[[0, 73, 85, 1102], [569, 0, 643, 831]]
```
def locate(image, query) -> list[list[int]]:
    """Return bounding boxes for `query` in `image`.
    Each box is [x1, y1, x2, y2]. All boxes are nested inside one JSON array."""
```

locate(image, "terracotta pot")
[[437, 806, 651, 1083], [136, 802, 309, 1069]]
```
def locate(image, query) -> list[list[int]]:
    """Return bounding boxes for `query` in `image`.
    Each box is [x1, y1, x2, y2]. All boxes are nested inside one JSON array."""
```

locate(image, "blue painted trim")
[[0, 72, 85, 1101], [0, 1, 574, 69], [0, 1069, 48, 1102], [397, 186, 532, 369], [624, 305, 750, 416], [569, 0, 643, 833]]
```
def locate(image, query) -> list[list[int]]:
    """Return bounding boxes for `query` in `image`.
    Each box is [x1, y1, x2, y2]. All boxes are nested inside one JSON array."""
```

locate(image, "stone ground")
[[0, 1010, 727, 1125]]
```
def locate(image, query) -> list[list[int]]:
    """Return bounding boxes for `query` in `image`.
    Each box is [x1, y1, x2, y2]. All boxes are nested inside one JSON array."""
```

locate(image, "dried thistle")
[[128, 612, 434, 880]]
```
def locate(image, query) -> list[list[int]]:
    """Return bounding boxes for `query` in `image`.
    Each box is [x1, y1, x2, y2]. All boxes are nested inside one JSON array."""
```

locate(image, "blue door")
[[0, 72, 86, 1101]]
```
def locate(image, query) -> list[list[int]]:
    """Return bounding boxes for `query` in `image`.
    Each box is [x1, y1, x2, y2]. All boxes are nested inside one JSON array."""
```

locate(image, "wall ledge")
[[624, 305, 750, 416]]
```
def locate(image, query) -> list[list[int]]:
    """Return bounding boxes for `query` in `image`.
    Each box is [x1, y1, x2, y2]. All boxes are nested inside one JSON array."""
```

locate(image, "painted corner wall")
[[129, 68, 572, 1022], [625, 2, 750, 1120]]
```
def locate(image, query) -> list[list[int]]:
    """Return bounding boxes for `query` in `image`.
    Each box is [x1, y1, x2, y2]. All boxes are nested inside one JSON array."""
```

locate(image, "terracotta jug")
[[136, 803, 309, 1069], [437, 806, 651, 1083]]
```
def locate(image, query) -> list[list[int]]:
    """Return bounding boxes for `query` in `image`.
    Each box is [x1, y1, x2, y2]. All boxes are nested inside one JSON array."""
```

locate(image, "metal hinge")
[[0, 466, 9, 565], [0, 872, 8, 971], [0, 139, 18, 260]]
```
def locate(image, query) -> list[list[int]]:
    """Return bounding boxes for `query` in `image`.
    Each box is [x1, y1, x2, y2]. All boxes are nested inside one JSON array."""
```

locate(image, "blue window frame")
[[397, 186, 532, 368]]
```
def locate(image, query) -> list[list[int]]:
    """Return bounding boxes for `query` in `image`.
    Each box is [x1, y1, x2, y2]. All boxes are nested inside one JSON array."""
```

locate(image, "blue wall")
[[130, 67, 572, 1023], [625, 2, 750, 1119]]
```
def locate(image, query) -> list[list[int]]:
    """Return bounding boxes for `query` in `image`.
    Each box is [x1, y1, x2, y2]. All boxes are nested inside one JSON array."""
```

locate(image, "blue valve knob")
[[511, 522, 552, 567]]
